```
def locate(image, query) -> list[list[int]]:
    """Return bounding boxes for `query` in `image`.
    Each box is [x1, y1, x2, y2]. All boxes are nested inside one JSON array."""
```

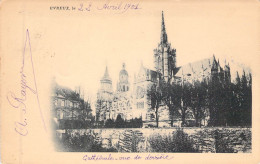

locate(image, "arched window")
[[158, 56, 160, 68]]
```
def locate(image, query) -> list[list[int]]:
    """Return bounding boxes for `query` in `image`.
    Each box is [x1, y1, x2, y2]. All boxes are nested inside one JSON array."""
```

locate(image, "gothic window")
[[57, 99, 61, 107], [158, 56, 161, 68], [64, 110, 70, 119], [137, 102, 144, 109], [61, 100, 65, 107], [54, 99, 57, 106], [151, 113, 155, 119], [60, 110, 64, 119]]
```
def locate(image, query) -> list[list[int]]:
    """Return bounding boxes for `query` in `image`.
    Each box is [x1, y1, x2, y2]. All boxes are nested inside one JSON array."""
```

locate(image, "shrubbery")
[[148, 129, 198, 152], [104, 116, 142, 128], [213, 130, 234, 153], [57, 132, 117, 152]]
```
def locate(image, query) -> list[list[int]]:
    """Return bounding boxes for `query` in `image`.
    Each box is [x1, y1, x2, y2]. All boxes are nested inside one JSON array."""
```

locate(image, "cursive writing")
[[6, 29, 47, 136], [97, 2, 141, 14], [82, 154, 174, 161], [50, 1, 142, 13]]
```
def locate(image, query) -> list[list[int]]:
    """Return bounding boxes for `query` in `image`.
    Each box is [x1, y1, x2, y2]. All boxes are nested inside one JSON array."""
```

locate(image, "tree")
[[190, 80, 208, 127], [180, 82, 192, 126], [208, 70, 224, 126], [148, 82, 165, 127], [105, 119, 115, 128], [247, 72, 252, 126], [115, 114, 125, 128], [167, 82, 182, 127], [95, 99, 103, 122], [240, 70, 251, 126]]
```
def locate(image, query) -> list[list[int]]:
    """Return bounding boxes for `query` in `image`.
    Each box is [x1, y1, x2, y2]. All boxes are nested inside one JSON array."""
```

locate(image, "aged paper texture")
[[1, 0, 260, 163]]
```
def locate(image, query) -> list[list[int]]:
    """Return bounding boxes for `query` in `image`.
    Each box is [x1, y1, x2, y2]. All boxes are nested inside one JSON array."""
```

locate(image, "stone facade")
[[52, 82, 89, 129], [154, 11, 177, 82], [95, 11, 232, 127]]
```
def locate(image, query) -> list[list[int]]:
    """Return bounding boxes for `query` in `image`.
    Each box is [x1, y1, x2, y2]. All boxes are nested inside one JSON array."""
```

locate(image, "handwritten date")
[[50, 2, 141, 13]]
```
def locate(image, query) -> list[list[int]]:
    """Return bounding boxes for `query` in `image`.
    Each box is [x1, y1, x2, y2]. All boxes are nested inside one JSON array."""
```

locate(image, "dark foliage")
[[213, 130, 235, 153], [148, 70, 252, 127], [57, 132, 118, 152], [208, 71, 252, 127], [148, 129, 198, 152], [103, 116, 143, 128]]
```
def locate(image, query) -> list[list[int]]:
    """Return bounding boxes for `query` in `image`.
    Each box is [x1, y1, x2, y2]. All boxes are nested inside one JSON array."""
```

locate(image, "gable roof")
[[136, 63, 160, 83], [174, 57, 215, 82]]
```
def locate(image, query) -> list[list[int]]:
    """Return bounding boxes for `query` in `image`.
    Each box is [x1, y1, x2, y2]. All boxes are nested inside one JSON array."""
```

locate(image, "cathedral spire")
[[104, 65, 109, 76], [102, 65, 111, 81], [161, 11, 168, 45]]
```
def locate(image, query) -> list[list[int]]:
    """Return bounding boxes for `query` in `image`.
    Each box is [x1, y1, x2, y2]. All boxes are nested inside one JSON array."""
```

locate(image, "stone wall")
[[59, 127, 251, 153]]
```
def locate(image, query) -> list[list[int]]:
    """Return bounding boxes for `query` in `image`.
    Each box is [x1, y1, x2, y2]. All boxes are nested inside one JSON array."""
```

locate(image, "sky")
[[32, 1, 259, 107]]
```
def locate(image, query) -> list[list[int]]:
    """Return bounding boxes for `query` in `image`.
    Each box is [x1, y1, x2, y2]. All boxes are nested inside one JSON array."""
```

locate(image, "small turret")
[[224, 62, 231, 84]]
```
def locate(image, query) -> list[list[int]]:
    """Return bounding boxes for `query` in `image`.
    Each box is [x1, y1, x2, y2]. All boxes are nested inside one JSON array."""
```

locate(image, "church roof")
[[174, 56, 215, 81], [53, 83, 82, 102], [136, 63, 160, 83]]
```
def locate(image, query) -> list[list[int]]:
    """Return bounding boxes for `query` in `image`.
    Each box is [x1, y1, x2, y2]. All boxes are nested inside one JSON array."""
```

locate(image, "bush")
[[105, 119, 115, 128], [213, 130, 234, 153], [103, 117, 143, 128], [58, 132, 118, 152], [149, 129, 198, 152]]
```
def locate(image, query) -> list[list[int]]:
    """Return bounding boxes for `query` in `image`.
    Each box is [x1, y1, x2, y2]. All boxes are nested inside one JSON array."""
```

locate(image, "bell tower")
[[117, 63, 130, 92], [98, 66, 113, 101], [154, 11, 176, 82]]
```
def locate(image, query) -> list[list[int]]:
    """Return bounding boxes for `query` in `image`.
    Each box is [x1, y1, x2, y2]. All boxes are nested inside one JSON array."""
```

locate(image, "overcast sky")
[[36, 1, 259, 106]]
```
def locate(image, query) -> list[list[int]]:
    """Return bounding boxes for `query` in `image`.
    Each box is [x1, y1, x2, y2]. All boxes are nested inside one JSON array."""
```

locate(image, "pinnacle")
[[161, 11, 168, 44]]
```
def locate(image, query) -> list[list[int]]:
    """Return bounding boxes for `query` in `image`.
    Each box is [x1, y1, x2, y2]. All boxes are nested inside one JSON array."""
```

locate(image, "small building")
[[52, 82, 89, 129]]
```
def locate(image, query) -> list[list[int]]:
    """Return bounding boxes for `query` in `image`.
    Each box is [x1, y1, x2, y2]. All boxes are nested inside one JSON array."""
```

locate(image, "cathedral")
[[96, 11, 231, 127]]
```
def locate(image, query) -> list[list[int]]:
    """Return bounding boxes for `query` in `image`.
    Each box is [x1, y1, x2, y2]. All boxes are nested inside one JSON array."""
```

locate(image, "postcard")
[[1, 0, 260, 163]]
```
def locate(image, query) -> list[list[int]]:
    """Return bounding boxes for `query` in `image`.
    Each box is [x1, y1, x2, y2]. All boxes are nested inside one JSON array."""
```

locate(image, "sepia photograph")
[[1, 0, 260, 163], [51, 10, 252, 153]]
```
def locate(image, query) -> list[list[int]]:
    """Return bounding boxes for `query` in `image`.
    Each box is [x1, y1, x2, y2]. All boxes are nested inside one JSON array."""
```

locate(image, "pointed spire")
[[236, 71, 240, 79], [104, 65, 109, 76], [243, 69, 246, 77], [102, 65, 111, 81], [161, 11, 168, 44], [122, 62, 126, 69]]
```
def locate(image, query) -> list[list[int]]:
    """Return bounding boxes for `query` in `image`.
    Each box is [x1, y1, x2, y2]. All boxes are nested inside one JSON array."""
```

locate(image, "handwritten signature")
[[6, 29, 47, 136]]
